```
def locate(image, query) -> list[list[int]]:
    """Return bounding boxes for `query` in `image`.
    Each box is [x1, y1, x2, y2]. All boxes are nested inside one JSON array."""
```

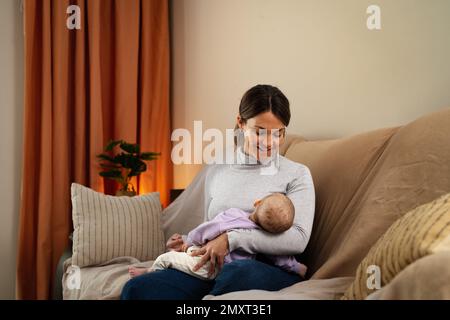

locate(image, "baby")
[[128, 193, 307, 280]]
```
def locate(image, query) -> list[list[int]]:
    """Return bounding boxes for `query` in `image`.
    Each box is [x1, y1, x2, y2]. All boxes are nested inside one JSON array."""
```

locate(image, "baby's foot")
[[298, 264, 307, 278], [128, 266, 148, 278]]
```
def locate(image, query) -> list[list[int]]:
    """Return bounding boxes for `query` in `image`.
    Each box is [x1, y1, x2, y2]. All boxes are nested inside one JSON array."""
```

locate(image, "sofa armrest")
[[366, 251, 450, 300], [52, 246, 72, 300], [52, 233, 73, 300]]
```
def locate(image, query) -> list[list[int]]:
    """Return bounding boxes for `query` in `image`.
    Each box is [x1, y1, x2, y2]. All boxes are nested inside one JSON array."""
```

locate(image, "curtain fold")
[[17, 0, 171, 299]]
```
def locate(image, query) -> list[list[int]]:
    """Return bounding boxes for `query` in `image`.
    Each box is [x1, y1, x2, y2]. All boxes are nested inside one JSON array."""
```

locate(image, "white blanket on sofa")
[[62, 257, 154, 300], [62, 255, 353, 300]]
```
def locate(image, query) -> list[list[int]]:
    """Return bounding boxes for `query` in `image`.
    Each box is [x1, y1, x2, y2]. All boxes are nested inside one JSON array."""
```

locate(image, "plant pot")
[[115, 190, 137, 197]]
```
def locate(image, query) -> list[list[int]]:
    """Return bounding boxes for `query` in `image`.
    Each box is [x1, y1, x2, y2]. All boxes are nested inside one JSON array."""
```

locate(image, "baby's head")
[[249, 193, 294, 233]]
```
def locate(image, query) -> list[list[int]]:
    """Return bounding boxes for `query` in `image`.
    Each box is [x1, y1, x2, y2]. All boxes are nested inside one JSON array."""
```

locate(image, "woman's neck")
[[237, 145, 275, 166]]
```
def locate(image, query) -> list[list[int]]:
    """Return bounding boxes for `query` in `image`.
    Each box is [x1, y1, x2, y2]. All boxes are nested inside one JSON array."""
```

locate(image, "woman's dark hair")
[[236, 84, 291, 130]]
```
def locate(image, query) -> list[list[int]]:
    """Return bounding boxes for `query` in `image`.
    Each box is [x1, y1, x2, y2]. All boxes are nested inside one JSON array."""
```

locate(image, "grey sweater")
[[204, 148, 316, 256], [161, 147, 316, 256]]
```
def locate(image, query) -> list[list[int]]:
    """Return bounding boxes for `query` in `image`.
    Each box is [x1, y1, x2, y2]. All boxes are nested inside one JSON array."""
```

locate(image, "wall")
[[170, 0, 450, 188], [0, 0, 23, 299]]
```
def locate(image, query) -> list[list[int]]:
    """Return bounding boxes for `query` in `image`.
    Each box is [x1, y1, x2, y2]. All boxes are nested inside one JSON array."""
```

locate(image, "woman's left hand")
[[190, 233, 229, 277]]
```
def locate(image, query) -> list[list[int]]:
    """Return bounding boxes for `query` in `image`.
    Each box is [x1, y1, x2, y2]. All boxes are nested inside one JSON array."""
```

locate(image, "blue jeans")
[[120, 259, 302, 300]]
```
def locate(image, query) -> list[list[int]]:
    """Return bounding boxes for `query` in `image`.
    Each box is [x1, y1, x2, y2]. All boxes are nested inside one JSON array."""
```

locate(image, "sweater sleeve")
[[185, 220, 222, 246], [187, 210, 259, 246], [185, 214, 226, 246], [227, 165, 315, 255]]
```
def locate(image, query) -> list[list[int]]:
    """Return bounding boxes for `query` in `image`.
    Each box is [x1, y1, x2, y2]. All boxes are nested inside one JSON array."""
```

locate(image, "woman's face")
[[237, 111, 286, 161]]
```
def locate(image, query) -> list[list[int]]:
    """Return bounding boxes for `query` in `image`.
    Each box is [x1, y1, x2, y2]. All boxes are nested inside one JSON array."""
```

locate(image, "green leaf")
[[120, 142, 140, 154], [115, 153, 132, 168], [129, 161, 147, 177], [99, 163, 120, 169], [140, 152, 161, 160], [97, 153, 116, 163], [140, 156, 158, 161], [105, 140, 123, 151]]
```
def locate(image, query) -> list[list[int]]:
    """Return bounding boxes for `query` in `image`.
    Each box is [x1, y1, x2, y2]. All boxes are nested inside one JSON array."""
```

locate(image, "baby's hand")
[[181, 243, 190, 252], [166, 233, 184, 252]]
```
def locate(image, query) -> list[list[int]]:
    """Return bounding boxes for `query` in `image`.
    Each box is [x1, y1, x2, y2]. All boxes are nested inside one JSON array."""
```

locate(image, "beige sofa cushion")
[[284, 127, 400, 276], [365, 251, 450, 300], [204, 276, 354, 300], [342, 192, 450, 299], [283, 108, 450, 280], [71, 183, 165, 267]]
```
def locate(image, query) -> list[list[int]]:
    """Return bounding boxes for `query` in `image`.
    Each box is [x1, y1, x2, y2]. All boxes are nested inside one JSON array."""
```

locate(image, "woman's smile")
[[258, 146, 272, 156]]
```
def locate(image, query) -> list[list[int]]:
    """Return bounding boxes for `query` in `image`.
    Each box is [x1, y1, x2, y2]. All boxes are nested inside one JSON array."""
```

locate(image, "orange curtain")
[[17, 0, 172, 299]]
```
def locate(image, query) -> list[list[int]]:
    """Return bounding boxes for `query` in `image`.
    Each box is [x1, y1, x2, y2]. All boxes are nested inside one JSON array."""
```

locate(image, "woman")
[[121, 84, 316, 299]]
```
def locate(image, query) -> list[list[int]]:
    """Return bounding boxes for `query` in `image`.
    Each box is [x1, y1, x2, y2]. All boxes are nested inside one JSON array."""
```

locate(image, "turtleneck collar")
[[234, 146, 280, 174]]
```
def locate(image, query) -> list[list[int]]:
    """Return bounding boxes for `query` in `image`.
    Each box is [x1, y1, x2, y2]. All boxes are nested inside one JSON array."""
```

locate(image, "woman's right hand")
[[166, 233, 185, 252]]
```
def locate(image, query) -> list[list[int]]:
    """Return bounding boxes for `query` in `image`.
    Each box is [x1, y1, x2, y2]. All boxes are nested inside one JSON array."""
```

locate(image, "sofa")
[[60, 107, 450, 299]]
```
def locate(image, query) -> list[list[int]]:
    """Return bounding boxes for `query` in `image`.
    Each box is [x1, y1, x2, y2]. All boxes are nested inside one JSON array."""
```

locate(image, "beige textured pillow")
[[342, 192, 450, 299], [71, 183, 165, 267]]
